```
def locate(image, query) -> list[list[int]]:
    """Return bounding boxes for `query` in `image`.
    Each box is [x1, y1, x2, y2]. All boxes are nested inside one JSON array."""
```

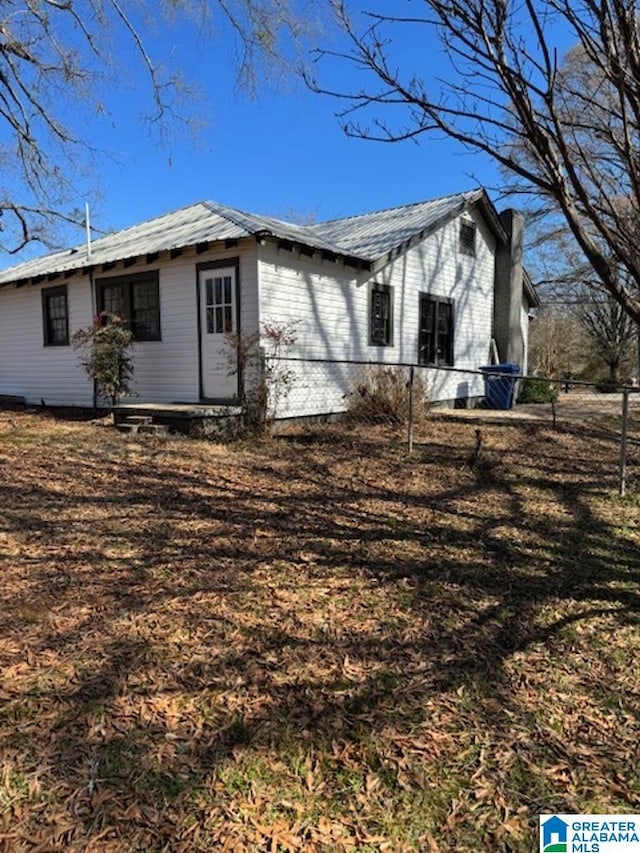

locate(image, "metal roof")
[[309, 189, 506, 259], [0, 189, 510, 287], [0, 202, 243, 286]]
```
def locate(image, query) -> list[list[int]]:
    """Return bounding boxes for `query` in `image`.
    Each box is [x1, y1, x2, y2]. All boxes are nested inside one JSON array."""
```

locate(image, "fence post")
[[407, 365, 415, 454], [619, 387, 630, 497]]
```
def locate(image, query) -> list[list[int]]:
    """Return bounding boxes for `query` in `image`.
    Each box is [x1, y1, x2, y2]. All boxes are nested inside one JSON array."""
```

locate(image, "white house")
[[0, 189, 538, 418]]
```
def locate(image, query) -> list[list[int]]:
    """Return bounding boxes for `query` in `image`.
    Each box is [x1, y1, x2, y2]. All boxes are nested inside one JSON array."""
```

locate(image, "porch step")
[[112, 403, 243, 438], [138, 423, 171, 436], [115, 415, 171, 437], [124, 415, 154, 425]]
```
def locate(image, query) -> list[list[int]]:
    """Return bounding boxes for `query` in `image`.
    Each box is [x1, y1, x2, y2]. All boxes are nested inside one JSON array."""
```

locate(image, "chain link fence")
[[266, 356, 640, 495]]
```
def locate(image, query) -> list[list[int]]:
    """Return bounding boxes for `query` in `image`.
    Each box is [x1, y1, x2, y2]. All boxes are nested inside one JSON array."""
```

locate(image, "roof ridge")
[[202, 200, 259, 233], [202, 201, 355, 256], [89, 200, 212, 245], [313, 189, 482, 228], [205, 201, 321, 234]]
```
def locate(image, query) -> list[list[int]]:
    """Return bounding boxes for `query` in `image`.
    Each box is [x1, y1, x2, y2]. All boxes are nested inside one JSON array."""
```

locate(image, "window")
[[42, 286, 69, 346], [204, 273, 235, 334], [96, 272, 160, 341], [369, 283, 393, 346], [418, 294, 454, 366], [460, 220, 476, 256]]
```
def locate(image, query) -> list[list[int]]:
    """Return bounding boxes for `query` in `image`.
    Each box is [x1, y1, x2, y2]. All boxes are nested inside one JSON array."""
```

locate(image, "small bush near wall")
[[517, 377, 558, 404], [347, 366, 430, 425], [72, 313, 134, 407], [226, 321, 298, 436]]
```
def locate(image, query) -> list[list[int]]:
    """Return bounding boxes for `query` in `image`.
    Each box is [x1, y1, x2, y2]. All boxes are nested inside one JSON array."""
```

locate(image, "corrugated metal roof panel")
[[0, 201, 360, 287], [0, 189, 507, 287], [307, 190, 489, 259], [204, 202, 353, 256], [0, 202, 251, 286]]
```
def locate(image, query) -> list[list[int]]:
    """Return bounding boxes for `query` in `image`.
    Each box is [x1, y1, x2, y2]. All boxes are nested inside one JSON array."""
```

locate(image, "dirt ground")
[[0, 409, 639, 851]]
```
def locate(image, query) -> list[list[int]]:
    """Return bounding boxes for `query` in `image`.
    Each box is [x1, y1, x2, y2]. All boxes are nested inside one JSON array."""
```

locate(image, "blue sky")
[[66, 2, 503, 243], [6, 2, 518, 260]]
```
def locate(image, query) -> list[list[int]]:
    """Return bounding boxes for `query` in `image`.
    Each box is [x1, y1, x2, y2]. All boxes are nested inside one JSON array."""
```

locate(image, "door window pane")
[[205, 271, 235, 334]]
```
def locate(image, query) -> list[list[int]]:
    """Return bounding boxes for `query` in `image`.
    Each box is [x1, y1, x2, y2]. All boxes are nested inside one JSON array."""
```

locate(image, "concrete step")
[[116, 421, 171, 436], [138, 423, 171, 436], [122, 415, 153, 425]]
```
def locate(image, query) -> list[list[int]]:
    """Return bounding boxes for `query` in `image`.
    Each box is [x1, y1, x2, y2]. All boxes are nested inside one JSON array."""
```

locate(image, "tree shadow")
[[1, 416, 639, 849]]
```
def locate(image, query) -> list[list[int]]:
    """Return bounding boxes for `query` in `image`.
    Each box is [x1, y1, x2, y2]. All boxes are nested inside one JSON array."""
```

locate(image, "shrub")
[[347, 366, 430, 425], [517, 377, 558, 404], [72, 313, 134, 406], [225, 321, 298, 436], [595, 378, 622, 393]]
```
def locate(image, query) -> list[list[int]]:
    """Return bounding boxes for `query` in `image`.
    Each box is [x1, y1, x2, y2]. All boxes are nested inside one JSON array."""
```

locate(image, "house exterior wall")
[[0, 274, 93, 406], [0, 206, 524, 418], [0, 240, 259, 406], [124, 242, 258, 404], [257, 209, 497, 418]]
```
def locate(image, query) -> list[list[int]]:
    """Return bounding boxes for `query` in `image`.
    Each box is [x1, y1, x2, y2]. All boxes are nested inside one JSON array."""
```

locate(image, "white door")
[[199, 267, 238, 400]]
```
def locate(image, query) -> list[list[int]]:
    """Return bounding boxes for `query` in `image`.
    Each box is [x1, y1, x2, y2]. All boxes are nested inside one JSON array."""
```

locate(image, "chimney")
[[493, 209, 524, 366]]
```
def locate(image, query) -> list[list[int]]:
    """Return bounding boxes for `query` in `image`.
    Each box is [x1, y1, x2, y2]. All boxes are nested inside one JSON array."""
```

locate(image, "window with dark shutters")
[[369, 283, 394, 346], [418, 294, 454, 366], [42, 286, 69, 346], [460, 220, 476, 256]]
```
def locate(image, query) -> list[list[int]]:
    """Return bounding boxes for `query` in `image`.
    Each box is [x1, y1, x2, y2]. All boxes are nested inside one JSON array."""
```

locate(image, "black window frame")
[[369, 283, 394, 347], [459, 220, 476, 256], [418, 293, 455, 367], [42, 285, 69, 347], [96, 271, 161, 342]]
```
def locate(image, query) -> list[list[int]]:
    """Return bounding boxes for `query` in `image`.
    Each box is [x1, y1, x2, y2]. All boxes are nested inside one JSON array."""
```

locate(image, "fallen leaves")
[[0, 411, 639, 850]]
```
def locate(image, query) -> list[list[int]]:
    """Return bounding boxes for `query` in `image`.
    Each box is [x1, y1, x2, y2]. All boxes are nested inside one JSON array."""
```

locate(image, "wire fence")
[[266, 356, 640, 496]]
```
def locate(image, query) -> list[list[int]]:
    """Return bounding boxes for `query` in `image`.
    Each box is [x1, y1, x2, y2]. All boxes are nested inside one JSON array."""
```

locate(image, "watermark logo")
[[540, 814, 640, 852], [541, 816, 568, 852]]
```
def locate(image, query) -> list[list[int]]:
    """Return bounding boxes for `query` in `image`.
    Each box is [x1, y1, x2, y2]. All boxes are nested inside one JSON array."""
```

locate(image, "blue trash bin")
[[480, 363, 520, 410]]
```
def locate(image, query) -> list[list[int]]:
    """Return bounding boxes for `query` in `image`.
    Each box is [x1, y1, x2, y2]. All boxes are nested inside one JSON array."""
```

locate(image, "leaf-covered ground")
[[0, 410, 639, 851]]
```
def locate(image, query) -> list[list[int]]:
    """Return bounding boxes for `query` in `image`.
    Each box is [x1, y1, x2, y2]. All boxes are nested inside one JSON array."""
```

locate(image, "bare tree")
[[578, 290, 637, 383], [0, 0, 312, 255], [528, 306, 586, 378], [311, 0, 640, 324]]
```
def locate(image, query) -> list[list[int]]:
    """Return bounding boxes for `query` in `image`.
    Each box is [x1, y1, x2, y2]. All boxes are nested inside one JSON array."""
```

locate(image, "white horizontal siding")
[[258, 209, 496, 415], [0, 275, 94, 406], [0, 211, 500, 414], [0, 240, 259, 406], [116, 243, 258, 404]]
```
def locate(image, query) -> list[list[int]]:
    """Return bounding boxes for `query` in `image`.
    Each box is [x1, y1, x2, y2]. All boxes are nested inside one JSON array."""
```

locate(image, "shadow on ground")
[[0, 413, 639, 850]]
